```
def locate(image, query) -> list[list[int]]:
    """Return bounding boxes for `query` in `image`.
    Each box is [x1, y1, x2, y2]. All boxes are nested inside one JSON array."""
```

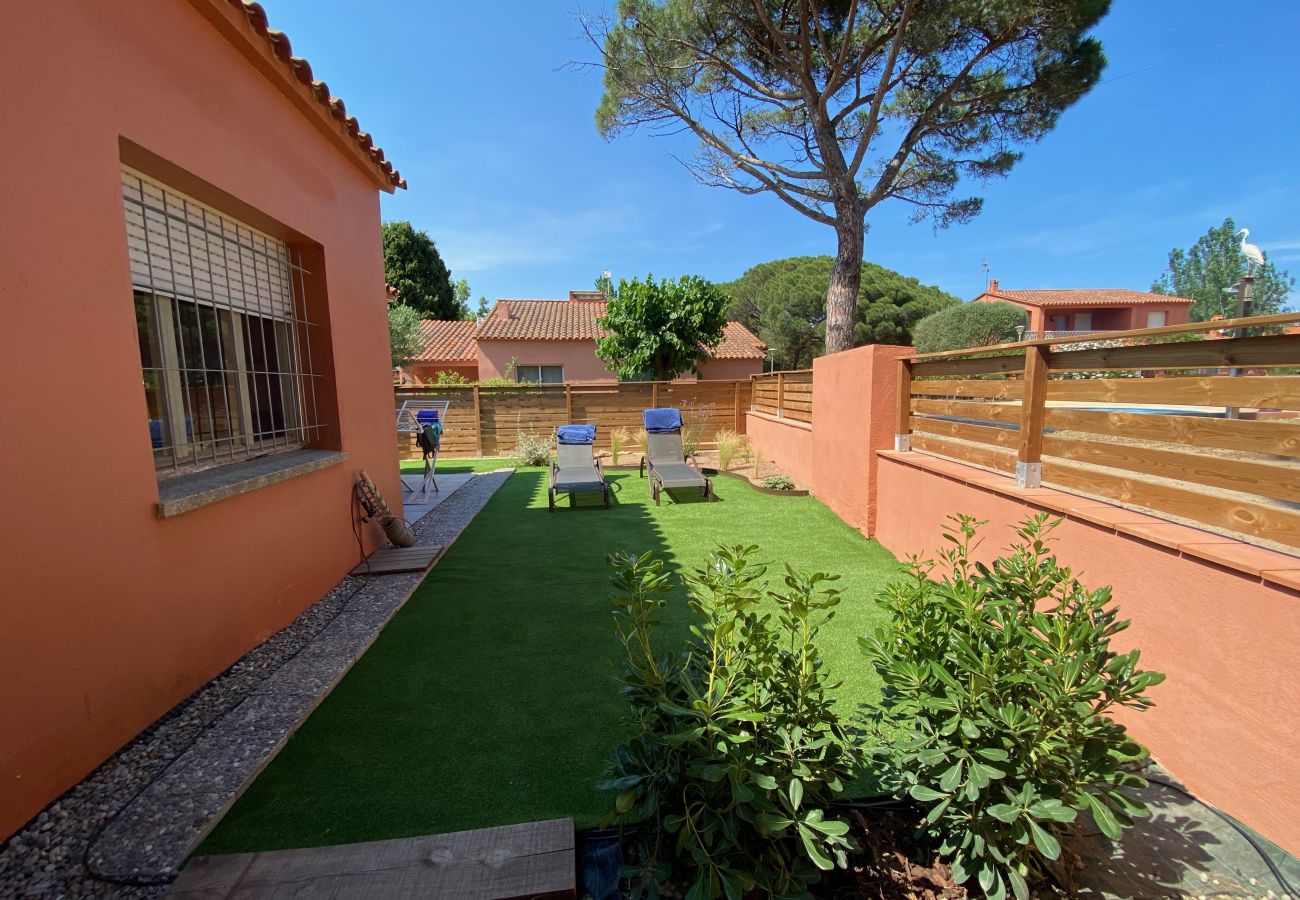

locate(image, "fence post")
[[733, 380, 741, 430], [564, 383, 573, 423], [1016, 346, 1049, 488], [472, 385, 483, 457], [651, 382, 659, 409], [776, 372, 785, 419], [894, 359, 912, 451]]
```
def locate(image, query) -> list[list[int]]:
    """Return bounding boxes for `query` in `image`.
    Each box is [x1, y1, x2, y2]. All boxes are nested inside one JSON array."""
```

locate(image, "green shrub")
[[512, 431, 552, 467], [601, 547, 857, 899], [434, 370, 470, 386], [860, 514, 1164, 900], [763, 475, 795, 491], [911, 301, 1027, 353]]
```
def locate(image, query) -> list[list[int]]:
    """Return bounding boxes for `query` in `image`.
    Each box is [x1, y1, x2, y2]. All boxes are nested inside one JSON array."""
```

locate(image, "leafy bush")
[[512, 431, 552, 467], [912, 301, 1027, 353], [601, 547, 857, 899], [763, 475, 795, 491], [609, 426, 637, 466], [596, 274, 729, 380], [860, 515, 1165, 900], [679, 400, 715, 456], [434, 370, 470, 386], [715, 429, 745, 471]]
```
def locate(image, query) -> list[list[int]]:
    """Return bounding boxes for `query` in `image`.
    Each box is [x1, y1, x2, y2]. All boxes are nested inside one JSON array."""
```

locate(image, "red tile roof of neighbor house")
[[478, 299, 610, 341], [414, 319, 478, 362], [216, 1, 405, 190], [979, 283, 1193, 308], [415, 299, 767, 362]]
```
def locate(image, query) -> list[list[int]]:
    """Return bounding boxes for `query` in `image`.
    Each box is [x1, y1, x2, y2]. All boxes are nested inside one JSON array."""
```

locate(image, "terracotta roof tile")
[[474, 299, 766, 359], [477, 299, 608, 341], [712, 321, 767, 359], [222, 1, 405, 190], [984, 288, 1193, 308], [414, 319, 478, 363]]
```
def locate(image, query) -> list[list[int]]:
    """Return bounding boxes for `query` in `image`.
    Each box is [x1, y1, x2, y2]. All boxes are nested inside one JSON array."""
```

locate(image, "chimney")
[[988, 279, 999, 292]]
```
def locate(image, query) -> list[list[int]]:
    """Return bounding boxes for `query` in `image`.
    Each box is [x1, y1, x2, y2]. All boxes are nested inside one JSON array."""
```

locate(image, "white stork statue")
[[1236, 227, 1266, 273]]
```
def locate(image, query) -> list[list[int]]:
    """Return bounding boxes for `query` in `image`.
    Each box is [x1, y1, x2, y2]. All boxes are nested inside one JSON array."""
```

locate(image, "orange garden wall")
[[0, 1, 400, 839], [745, 345, 1300, 855]]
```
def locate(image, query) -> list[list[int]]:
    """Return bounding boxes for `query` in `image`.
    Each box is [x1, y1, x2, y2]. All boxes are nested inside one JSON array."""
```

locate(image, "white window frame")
[[1146, 310, 1167, 328], [516, 364, 564, 384]]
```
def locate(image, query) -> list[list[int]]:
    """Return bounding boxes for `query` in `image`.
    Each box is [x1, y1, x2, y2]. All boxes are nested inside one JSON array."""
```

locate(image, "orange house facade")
[[973, 280, 1193, 337], [402, 293, 767, 384], [0, 0, 405, 840]]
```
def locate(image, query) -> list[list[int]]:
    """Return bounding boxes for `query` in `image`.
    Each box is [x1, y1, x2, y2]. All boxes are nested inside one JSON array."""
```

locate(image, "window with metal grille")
[[121, 167, 323, 477], [516, 364, 564, 384]]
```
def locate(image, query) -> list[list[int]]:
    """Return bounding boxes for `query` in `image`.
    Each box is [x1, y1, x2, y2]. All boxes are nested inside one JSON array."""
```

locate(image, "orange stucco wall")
[[693, 358, 764, 381], [745, 345, 908, 534], [745, 414, 815, 487], [874, 457, 1300, 856], [477, 339, 617, 383], [0, 0, 401, 840], [977, 297, 1192, 333]]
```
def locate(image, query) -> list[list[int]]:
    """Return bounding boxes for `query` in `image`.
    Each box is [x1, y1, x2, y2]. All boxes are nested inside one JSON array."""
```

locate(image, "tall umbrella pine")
[[590, 0, 1109, 353]]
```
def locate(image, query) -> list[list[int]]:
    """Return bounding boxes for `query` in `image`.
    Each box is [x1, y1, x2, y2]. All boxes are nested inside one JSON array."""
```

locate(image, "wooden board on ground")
[[350, 545, 443, 576], [168, 818, 576, 900]]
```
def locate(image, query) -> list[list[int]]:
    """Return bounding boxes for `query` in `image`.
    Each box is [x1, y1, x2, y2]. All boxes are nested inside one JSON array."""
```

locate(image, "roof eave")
[[190, 0, 406, 192]]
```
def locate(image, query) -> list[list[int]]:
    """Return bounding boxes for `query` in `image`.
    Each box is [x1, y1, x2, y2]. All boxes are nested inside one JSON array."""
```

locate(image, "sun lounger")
[[549, 424, 609, 511], [639, 408, 712, 505]]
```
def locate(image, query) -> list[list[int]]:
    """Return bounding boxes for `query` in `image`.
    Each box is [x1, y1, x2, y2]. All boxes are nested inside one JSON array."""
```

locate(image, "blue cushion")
[[557, 424, 596, 445], [642, 407, 682, 433]]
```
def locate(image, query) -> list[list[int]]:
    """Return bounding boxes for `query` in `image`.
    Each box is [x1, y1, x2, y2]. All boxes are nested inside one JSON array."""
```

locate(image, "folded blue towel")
[[415, 409, 441, 425], [557, 424, 597, 445], [642, 407, 682, 433]]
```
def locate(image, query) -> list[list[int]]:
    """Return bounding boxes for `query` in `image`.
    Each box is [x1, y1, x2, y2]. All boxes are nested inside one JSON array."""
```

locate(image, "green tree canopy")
[[596, 274, 729, 380], [453, 278, 474, 321], [722, 256, 959, 368], [381, 221, 462, 319], [1152, 218, 1295, 321], [387, 300, 423, 368], [590, 0, 1109, 354], [911, 300, 1027, 353]]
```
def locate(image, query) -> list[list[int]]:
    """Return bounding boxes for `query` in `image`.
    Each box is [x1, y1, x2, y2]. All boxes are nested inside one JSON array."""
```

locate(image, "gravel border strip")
[[0, 470, 512, 899]]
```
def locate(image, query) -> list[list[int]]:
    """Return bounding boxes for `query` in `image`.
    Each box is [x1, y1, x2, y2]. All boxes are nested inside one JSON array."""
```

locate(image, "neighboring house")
[[973, 280, 1193, 337], [402, 292, 767, 383], [0, 0, 404, 841]]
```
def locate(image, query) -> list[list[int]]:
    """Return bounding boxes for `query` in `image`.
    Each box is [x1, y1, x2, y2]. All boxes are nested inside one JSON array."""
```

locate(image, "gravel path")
[[0, 471, 511, 899]]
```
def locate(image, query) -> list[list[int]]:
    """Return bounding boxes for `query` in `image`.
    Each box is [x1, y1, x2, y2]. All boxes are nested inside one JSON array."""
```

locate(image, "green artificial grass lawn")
[[200, 467, 903, 854]]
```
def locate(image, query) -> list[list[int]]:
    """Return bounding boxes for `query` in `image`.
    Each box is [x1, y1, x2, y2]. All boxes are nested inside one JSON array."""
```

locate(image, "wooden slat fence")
[[750, 369, 814, 423], [395, 380, 753, 459], [896, 312, 1300, 551]]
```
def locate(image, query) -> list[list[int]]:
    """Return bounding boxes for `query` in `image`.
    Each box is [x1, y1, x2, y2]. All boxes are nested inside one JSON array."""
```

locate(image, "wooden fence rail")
[[395, 380, 753, 459], [896, 312, 1300, 551], [751, 369, 814, 423]]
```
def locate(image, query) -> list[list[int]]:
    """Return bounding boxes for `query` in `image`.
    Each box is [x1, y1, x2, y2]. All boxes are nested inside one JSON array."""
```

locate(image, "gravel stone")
[[0, 471, 511, 899]]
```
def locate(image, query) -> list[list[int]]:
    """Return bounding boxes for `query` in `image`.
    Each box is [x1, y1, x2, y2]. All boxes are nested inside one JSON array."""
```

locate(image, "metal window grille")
[[121, 167, 325, 477]]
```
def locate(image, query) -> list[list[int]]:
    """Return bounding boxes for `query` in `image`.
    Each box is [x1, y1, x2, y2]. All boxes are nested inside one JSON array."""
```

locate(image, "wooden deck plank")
[[168, 819, 576, 900], [349, 545, 443, 576]]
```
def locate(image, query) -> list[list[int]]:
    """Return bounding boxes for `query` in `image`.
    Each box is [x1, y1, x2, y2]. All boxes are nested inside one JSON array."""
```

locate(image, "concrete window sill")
[[878, 449, 1300, 593], [156, 449, 347, 518]]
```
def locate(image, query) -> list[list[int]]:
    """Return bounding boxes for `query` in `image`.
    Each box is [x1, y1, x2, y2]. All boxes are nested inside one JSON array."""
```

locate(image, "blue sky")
[[266, 0, 1299, 306]]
